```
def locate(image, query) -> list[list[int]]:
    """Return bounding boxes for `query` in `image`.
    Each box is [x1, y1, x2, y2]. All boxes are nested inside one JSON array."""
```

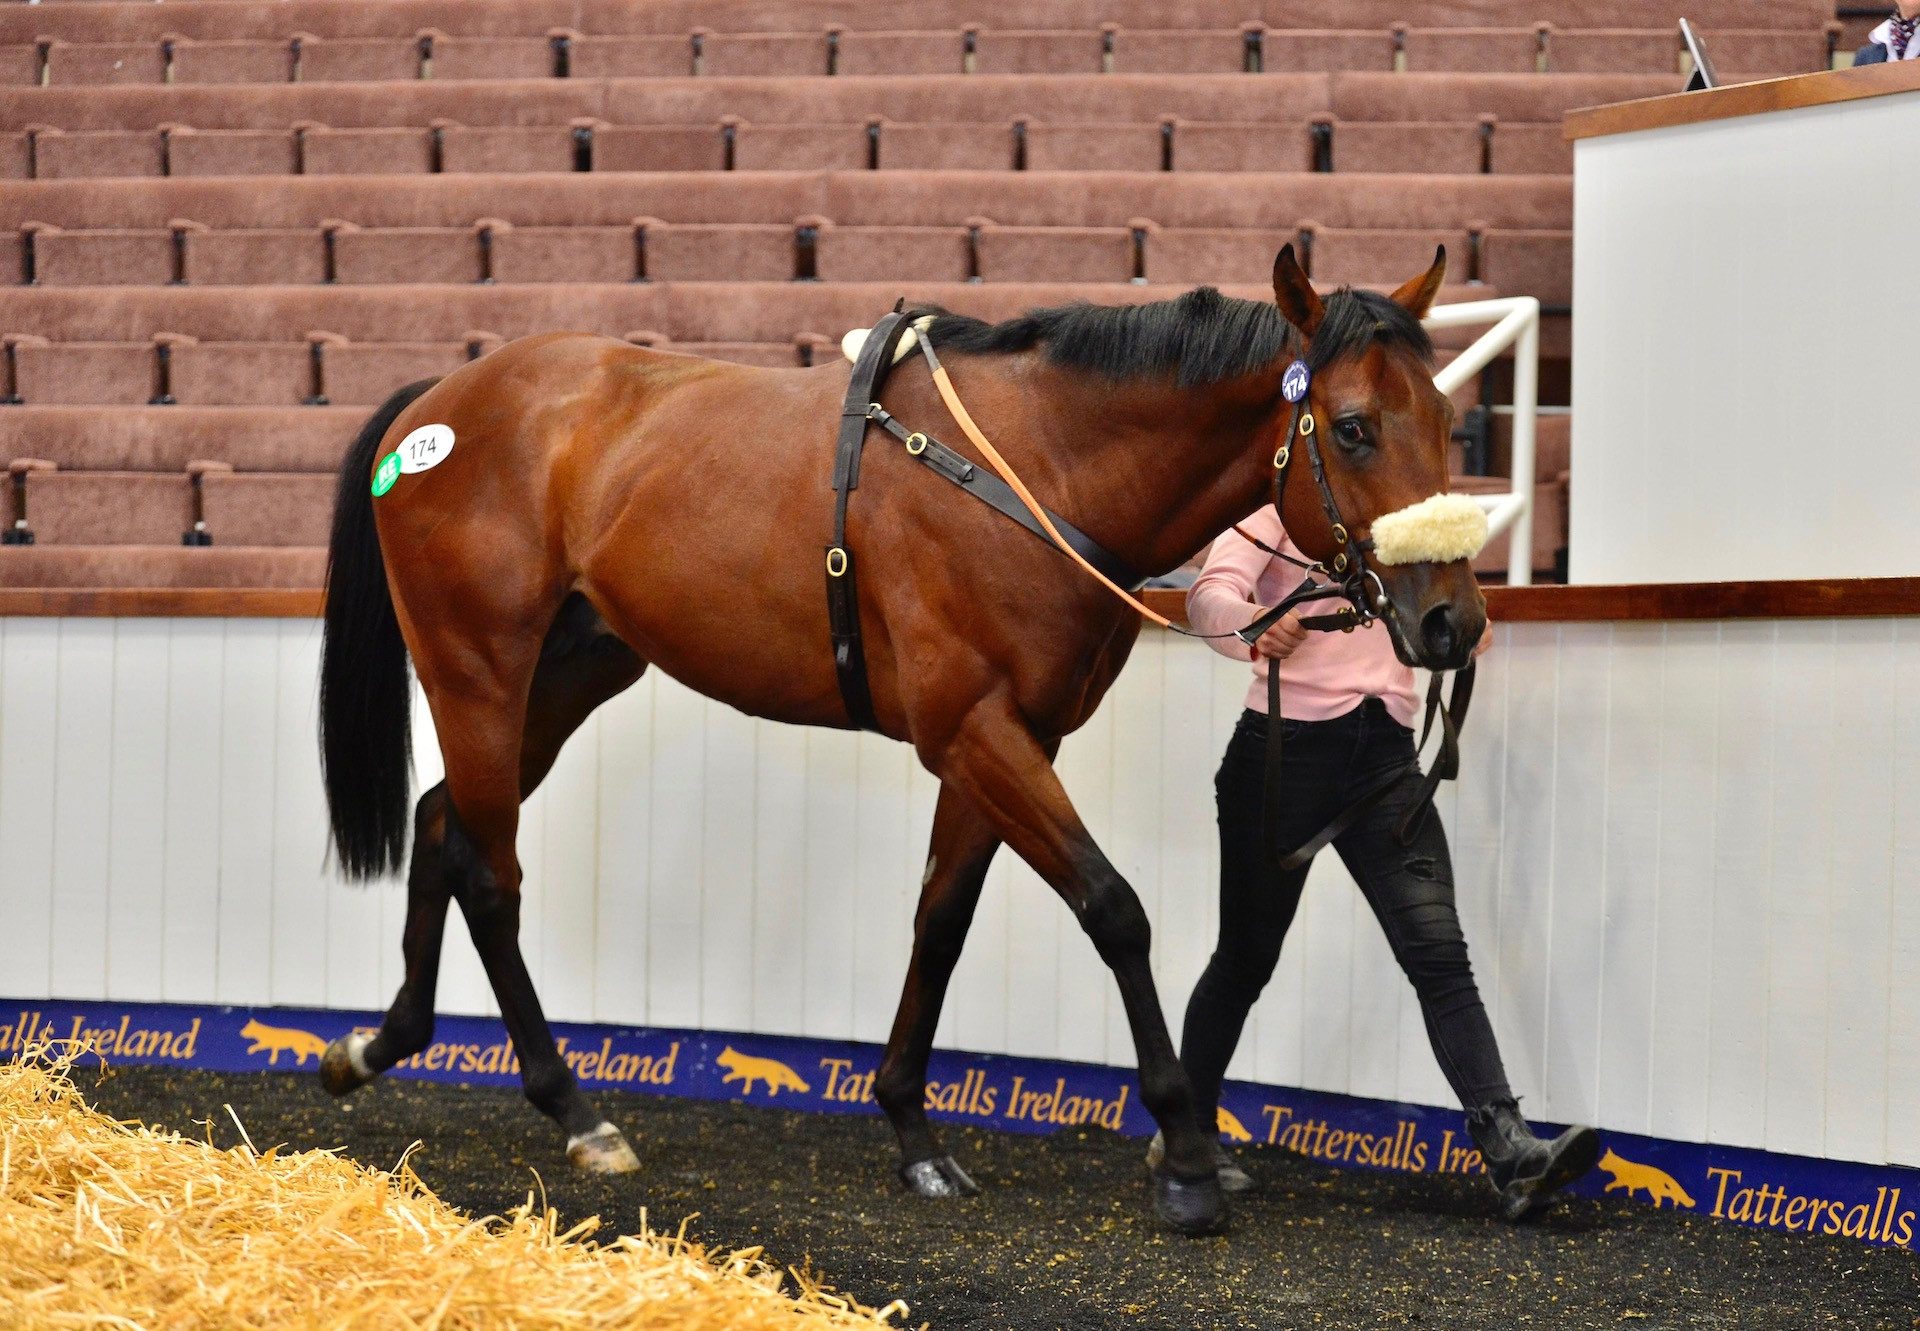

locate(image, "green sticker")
[[371, 452, 401, 497]]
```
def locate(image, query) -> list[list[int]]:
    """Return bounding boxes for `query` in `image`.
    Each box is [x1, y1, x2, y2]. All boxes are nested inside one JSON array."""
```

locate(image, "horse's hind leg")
[[322, 780, 454, 1094], [873, 781, 1004, 1197], [327, 595, 646, 1174]]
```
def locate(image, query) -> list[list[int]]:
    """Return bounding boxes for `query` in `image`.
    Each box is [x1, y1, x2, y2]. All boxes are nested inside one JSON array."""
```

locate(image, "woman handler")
[[1155, 509, 1598, 1220]]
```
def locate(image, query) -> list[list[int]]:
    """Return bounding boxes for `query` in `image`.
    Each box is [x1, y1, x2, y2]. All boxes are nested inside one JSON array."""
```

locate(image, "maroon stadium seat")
[[170, 37, 298, 85], [642, 221, 793, 282], [732, 122, 869, 171], [813, 224, 972, 282], [33, 128, 164, 180], [875, 121, 1016, 170], [974, 224, 1135, 283], [594, 125, 726, 172], [1171, 121, 1314, 172], [832, 30, 964, 76], [698, 31, 828, 77], [331, 225, 484, 285], [1478, 229, 1572, 306], [1328, 120, 1484, 174], [198, 470, 335, 546], [170, 340, 314, 406], [1401, 27, 1546, 73], [1488, 122, 1571, 174], [1024, 122, 1166, 172], [17, 469, 193, 544], [1546, 28, 1680, 75], [168, 127, 300, 176], [971, 28, 1107, 75], [301, 126, 434, 176], [42, 40, 168, 87], [1109, 28, 1251, 75], [490, 223, 638, 283], [25, 225, 175, 286]]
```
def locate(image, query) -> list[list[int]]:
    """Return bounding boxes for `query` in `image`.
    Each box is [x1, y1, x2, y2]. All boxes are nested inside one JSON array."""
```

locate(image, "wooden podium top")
[[1565, 58, 1920, 142]]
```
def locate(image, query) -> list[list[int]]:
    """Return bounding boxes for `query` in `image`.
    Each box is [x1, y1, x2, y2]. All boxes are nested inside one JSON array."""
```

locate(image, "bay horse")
[[315, 246, 1485, 1234]]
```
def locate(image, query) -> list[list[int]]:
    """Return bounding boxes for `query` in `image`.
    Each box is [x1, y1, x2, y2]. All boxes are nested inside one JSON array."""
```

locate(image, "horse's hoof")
[[319, 1032, 375, 1097], [567, 1122, 641, 1175], [899, 1155, 979, 1198], [1154, 1169, 1228, 1236]]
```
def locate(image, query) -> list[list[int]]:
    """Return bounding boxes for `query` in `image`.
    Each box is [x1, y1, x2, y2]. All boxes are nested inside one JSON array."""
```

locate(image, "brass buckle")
[[905, 431, 928, 456], [826, 546, 849, 577], [1299, 412, 1316, 437], [1331, 522, 1348, 545], [1272, 444, 1290, 470]]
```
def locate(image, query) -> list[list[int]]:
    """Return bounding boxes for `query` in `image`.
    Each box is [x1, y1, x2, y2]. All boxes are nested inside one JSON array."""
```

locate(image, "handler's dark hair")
[[920, 284, 1432, 389]]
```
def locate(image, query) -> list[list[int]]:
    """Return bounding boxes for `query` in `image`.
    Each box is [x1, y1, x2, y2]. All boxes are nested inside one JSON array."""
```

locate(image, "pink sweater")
[[1186, 506, 1418, 727]]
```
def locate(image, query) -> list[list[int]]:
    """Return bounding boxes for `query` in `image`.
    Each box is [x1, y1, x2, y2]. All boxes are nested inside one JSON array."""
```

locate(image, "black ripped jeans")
[[1180, 699, 1513, 1123]]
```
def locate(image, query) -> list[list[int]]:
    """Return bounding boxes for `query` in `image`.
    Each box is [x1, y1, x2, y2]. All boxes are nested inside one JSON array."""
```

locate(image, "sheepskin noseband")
[[1366, 493, 1489, 566]]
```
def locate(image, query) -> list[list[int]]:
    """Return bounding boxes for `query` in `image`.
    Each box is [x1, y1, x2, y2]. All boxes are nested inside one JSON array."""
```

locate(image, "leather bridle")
[[1230, 358, 1475, 871]]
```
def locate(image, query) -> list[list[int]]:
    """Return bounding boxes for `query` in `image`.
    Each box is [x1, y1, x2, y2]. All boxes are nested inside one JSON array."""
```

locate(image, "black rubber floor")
[[71, 1066, 1917, 1330]]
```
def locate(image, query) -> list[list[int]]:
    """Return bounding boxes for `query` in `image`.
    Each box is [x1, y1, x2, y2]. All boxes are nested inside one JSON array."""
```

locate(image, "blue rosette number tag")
[[1281, 360, 1311, 403]]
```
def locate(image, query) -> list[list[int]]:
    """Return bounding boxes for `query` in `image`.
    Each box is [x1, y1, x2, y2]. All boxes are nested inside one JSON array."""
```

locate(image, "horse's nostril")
[[1421, 605, 1458, 661]]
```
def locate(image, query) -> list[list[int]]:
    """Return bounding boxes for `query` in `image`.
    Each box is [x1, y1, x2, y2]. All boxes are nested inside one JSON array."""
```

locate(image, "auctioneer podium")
[[1565, 61, 1920, 585]]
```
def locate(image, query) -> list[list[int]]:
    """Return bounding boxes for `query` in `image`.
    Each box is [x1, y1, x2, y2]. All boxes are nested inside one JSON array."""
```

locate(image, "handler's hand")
[[1247, 609, 1308, 661], [1474, 617, 1495, 658]]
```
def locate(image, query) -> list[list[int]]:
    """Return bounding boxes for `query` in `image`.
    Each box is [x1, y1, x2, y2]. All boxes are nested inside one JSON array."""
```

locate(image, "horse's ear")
[[1271, 244, 1324, 338], [1389, 246, 1447, 320]]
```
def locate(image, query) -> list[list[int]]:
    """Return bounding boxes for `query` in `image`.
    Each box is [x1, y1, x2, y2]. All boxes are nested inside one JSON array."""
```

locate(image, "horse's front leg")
[[874, 780, 1004, 1198], [927, 693, 1226, 1235]]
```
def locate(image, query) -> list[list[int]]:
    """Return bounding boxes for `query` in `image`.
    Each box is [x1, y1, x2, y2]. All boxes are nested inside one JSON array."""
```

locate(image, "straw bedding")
[[0, 1050, 907, 1331]]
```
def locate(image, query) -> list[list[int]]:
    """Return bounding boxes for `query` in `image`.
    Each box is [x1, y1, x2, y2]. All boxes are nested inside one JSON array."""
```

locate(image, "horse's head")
[[1268, 244, 1487, 671]]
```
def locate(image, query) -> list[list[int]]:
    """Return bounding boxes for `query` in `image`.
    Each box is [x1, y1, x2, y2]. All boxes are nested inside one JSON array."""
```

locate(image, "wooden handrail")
[[3, 578, 1918, 623], [1564, 60, 1920, 142]]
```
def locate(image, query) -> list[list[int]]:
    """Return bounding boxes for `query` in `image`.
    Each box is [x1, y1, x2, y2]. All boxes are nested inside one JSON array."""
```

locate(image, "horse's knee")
[[384, 1002, 436, 1058], [413, 783, 449, 844], [1139, 1061, 1198, 1126], [521, 1058, 577, 1116], [443, 812, 519, 932], [873, 1060, 923, 1121], [1077, 871, 1152, 962]]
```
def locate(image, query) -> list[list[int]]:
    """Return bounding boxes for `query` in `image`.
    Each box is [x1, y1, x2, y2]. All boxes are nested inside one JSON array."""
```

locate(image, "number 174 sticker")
[[372, 423, 456, 497]]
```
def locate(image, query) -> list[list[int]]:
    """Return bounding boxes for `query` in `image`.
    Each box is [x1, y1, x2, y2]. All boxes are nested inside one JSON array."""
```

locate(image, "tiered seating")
[[0, 0, 1845, 590]]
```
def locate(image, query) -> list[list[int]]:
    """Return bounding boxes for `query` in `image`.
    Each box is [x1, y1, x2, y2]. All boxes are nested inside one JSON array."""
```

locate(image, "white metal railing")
[[1424, 295, 1540, 586]]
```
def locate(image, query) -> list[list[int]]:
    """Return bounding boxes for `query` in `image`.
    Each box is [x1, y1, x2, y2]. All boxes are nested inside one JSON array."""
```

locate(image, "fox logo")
[[716, 1046, 811, 1097], [1216, 1106, 1253, 1142], [1598, 1148, 1696, 1209], [240, 1018, 329, 1067]]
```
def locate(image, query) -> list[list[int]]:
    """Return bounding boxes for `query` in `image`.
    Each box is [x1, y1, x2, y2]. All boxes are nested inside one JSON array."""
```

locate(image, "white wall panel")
[[1571, 90, 1920, 583], [2, 615, 1915, 1168], [159, 621, 222, 1003], [104, 619, 168, 1001], [1647, 622, 1719, 1142], [1889, 620, 1920, 1167], [0, 618, 57, 997], [48, 619, 114, 999]]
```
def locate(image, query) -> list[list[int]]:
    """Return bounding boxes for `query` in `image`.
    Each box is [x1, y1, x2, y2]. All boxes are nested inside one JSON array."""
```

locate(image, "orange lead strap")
[[925, 361, 1178, 629]]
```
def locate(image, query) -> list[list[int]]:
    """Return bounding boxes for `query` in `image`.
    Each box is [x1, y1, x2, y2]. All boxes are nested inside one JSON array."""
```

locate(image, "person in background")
[[1855, 2, 1920, 64], [1151, 508, 1598, 1220]]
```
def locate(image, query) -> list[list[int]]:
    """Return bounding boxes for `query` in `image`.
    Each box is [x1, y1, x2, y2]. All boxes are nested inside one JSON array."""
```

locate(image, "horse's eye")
[[1334, 418, 1369, 449]]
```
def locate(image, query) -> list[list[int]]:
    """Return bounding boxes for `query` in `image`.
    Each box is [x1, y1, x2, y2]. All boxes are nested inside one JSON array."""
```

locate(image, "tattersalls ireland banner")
[[3, 999, 1914, 1250]]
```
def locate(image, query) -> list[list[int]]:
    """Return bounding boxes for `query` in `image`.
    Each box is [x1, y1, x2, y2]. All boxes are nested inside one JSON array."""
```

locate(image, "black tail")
[[320, 379, 439, 879]]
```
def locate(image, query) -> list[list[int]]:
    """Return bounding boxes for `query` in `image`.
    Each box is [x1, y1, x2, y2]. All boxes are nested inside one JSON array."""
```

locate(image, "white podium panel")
[[1570, 74, 1920, 584]]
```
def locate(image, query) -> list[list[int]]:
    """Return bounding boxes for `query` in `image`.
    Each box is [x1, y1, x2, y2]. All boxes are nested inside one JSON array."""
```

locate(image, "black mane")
[[919, 285, 1433, 389]]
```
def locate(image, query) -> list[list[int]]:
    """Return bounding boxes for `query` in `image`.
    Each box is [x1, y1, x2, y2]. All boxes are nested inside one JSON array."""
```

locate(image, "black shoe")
[[1467, 1101, 1600, 1221], [1145, 1131, 1255, 1195]]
